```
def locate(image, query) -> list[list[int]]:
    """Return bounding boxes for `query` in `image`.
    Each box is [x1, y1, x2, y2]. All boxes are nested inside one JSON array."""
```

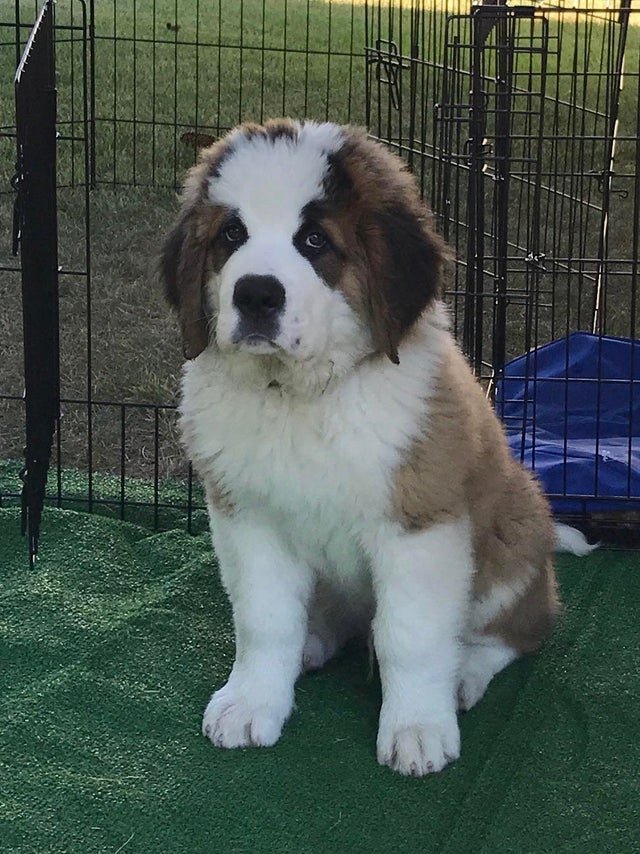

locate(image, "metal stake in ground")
[[14, 0, 60, 566]]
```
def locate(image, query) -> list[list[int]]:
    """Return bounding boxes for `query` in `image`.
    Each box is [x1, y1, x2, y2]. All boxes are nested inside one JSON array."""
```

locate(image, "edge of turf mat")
[[0, 459, 209, 535], [1, 506, 638, 854]]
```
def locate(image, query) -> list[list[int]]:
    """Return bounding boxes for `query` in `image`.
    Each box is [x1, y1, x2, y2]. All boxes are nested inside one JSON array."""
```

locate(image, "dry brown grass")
[[1, 185, 188, 480]]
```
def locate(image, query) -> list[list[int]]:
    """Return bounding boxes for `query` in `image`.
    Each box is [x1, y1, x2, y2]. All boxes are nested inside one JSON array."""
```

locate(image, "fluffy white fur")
[[185, 305, 463, 773], [371, 517, 473, 774]]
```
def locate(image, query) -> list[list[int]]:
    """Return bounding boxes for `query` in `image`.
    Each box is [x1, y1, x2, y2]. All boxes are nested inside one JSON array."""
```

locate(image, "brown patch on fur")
[[159, 202, 228, 359], [309, 249, 346, 291], [158, 134, 235, 358], [228, 118, 299, 146], [392, 342, 559, 653], [485, 560, 560, 654], [262, 118, 299, 142], [309, 127, 451, 363]]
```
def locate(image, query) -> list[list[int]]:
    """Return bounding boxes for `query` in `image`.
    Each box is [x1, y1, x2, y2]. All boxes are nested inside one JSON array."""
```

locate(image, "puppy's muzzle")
[[232, 274, 286, 348]]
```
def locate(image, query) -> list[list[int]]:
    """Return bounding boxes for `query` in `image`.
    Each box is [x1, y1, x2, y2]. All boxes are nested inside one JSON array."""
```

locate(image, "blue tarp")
[[495, 332, 640, 513]]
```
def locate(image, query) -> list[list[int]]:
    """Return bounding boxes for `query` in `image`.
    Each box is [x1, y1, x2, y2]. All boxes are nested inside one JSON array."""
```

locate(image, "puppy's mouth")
[[234, 332, 281, 355]]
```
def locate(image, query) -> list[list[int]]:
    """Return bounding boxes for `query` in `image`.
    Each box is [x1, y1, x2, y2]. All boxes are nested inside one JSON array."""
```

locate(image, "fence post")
[[14, 0, 59, 565], [463, 3, 491, 375], [88, 0, 96, 189]]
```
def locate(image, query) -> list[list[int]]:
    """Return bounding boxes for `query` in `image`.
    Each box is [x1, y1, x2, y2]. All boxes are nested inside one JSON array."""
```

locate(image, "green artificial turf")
[[1, 506, 639, 854], [0, 459, 208, 535]]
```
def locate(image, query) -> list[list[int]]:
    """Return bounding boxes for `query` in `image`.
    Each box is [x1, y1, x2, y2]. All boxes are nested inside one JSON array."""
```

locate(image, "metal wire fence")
[[1, 0, 639, 556]]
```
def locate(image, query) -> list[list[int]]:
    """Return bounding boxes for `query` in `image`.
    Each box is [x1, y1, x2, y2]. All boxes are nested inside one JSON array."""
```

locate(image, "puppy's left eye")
[[304, 231, 326, 250], [295, 224, 331, 259]]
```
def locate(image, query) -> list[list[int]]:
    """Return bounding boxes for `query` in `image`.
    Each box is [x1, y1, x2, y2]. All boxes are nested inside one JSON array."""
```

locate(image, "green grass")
[[1, 1, 639, 481], [1, 505, 639, 853]]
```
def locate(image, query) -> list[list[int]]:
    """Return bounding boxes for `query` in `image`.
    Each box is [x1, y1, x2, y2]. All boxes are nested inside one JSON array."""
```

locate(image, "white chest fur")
[[180, 310, 449, 569]]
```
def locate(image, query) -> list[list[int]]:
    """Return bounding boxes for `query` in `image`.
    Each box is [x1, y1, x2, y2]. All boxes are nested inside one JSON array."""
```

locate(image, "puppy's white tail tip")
[[555, 522, 599, 556]]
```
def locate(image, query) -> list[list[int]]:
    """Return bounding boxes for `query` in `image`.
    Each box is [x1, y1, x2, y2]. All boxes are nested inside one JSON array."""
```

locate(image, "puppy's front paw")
[[377, 716, 460, 776], [202, 684, 290, 749]]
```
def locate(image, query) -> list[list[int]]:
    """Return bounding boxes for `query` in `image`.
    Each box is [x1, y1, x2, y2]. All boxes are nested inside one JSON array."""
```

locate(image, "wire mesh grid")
[[367, 1, 639, 542], [1, 1, 639, 551]]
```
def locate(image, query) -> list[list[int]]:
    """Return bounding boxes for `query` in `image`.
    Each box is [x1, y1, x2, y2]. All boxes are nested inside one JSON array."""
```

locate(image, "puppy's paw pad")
[[377, 719, 460, 776], [202, 690, 285, 749]]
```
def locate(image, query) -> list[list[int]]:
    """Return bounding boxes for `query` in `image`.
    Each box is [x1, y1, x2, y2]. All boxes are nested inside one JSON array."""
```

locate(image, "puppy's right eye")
[[223, 219, 247, 244]]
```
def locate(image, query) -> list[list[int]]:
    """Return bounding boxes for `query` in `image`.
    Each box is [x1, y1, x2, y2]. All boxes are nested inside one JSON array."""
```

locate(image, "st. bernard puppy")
[[159, 119, 564, 776]]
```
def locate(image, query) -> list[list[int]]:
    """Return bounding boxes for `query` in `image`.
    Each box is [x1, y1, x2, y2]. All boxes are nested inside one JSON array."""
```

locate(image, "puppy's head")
[[159, 119, 447, 367]]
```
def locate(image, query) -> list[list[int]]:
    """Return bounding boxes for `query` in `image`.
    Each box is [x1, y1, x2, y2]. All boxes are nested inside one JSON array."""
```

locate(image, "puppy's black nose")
[[233, 275, 286, 319]]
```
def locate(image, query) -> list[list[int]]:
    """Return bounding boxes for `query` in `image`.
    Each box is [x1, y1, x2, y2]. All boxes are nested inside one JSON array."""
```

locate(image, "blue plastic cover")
[[495, 332, 640, 512]]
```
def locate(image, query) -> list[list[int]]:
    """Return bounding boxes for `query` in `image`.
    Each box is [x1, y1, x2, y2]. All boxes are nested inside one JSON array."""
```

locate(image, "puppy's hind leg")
[[303, 579, 370, 672], [457, 637, 518, 712], [459, 559, 560, 711]]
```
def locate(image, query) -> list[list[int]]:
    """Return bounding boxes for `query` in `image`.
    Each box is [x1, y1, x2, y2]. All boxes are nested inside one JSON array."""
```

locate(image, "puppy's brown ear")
[[364, 202, 446, 364], [159, 214, 210, 360]]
